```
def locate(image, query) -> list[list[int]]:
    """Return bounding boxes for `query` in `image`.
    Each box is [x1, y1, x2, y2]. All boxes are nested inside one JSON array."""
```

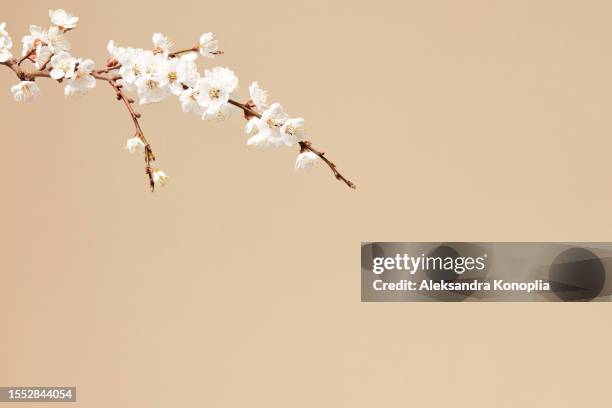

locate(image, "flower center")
[[147, 79, 159, 90], [267, 118, 283, 128], [284, 125, 296, 135], [209, 89, 220, 99], [168, 72, 177, 81]]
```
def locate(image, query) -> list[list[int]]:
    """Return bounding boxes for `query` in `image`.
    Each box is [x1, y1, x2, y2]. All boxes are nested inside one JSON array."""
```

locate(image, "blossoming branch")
[[0, 9, 355, 191]]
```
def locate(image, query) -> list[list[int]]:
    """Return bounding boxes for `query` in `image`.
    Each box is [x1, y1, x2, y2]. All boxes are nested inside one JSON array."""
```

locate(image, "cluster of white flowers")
[[106, 24, 318, 170], [245, 83, 319, 170], [107, 33, 236, 120], [0, 8, 331, 191], [4, 10, 95, 102]]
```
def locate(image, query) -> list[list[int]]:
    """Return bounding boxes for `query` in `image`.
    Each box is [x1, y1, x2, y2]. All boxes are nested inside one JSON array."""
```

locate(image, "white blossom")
[[49, 9, 79, 30], [280, 117, 305, 146], [106, 40, 123, 60], [195, 67, 238, 117], [201, 102, 238, 122], [165, 58, 181, 95], [198, 32, 218, 58], [179, 87, 204, 115], [64, 59, 96, 97], [44, 26, 70, 54], [167, 53, 199, 95], [152, 33, 173, 54], [11, 80, 40, 103], [117, 47, 145, 84], [246, 103, 288, 147], [125, 136, 145, 154], [295, 151, 319, 170], [248, 81, 268, 110], [0, 22, 13, 62], [49, 52, 76, 79], [21, 25, 45, 56], [176, 53, 199, 87], [134, 51, 170, 104], [152, 169, 169, 186]]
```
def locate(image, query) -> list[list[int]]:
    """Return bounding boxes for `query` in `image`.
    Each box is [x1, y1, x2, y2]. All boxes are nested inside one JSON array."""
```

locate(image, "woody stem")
[[92, 71, 156, 191], [228, 99, 356, 189]]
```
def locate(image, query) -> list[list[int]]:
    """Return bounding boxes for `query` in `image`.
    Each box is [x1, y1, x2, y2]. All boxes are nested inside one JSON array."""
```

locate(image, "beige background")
[[1, 0, 611, 406]]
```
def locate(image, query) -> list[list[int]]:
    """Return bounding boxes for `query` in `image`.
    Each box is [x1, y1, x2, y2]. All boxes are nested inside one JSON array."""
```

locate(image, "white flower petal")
[[152, 169, 169, 186], [295, 151, 319, 170], [11, 81, 41, 103], [49, 9, 79, 29], [125, 137, 146, 154], [249, 81, 268, 110], [198, 32, 219, 57]]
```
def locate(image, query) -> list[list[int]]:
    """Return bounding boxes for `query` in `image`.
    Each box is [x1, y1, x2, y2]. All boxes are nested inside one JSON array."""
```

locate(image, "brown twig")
[[228, 99, 356, 189], [18, 46, 36, 65], [228, 99, 260, 119], [298, 141, 356, 189], [94, 64, 121, 75], [1, 58, 46, 80], [168, 46, 199, 58], [91, 71, 156, 191]]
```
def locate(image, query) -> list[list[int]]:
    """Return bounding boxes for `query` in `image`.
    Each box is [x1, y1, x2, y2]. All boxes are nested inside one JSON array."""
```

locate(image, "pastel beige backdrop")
[[1, 0, 611, 407]]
